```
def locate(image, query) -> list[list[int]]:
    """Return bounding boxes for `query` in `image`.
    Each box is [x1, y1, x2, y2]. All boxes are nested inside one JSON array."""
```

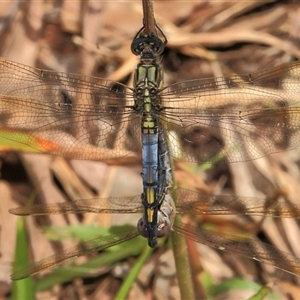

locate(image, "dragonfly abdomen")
[[140, 115, 160, 247]]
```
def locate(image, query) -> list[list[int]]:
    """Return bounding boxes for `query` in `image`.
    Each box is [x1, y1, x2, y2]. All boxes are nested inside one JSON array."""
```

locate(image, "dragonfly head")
[[131, 36, 165, 59]]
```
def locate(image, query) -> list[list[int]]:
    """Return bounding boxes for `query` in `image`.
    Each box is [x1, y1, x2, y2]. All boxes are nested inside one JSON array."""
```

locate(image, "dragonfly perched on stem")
[[3, 0, 300, 289]]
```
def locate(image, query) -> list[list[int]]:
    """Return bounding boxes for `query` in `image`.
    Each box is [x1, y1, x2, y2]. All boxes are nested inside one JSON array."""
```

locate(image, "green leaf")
[[207, 278, 279, 300], [248, 283, 279, 300], [0, 128, 59, 153], [10, 217, 35, 299], [35, 225, 145, 291]]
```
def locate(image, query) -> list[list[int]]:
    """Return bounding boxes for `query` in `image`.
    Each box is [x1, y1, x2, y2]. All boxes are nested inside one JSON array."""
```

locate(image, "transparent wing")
[[173, 221, 300, 277], [9, 195, 143, 280], [0, 57, 140, 161], [9, 188, 300, 279], [160, 61, 300, 163], [10, 189, 300, 219], [9, 195, 143, 215], [10, 227, 139, 280], [2, 58, 300, 164], [176, 189, 300, 218]]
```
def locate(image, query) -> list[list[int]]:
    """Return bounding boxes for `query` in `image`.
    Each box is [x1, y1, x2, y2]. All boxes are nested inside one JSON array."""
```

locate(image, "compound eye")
[[157, 219, 171, 237], [137, 217, 147, 237]]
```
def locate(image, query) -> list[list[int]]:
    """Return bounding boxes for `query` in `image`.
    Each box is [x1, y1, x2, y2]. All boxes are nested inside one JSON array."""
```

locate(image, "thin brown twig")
[[142, 0, 156, 36]]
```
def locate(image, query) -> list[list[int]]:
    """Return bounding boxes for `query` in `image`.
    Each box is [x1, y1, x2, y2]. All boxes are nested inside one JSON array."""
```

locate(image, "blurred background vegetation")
[[1, 1, 300, 299]]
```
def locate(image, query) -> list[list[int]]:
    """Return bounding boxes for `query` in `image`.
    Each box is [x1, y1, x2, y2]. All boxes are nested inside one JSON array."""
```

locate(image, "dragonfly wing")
[[173, 221, 300, 277], [11, 227, 139, 280], [0, 58, 140, 161], [161, 61, 300, 163], [9, 195, 143, 215], [175, 189, 300, 218]]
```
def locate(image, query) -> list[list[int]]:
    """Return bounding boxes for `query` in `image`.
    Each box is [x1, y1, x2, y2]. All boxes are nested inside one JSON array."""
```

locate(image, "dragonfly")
[[5, 0, 300, 280]]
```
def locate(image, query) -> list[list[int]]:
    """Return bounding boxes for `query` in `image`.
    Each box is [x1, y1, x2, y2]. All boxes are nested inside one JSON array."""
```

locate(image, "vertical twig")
[[170, 187, 196, 300], [142, 0, 156, 36]]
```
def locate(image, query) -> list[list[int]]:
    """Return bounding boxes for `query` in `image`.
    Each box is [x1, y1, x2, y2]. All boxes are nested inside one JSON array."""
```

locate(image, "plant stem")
[[171, 215, 196, 300]]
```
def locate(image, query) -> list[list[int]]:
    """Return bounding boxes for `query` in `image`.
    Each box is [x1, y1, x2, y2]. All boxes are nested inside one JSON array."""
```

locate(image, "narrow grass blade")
[[10, 217, 35, 300]]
